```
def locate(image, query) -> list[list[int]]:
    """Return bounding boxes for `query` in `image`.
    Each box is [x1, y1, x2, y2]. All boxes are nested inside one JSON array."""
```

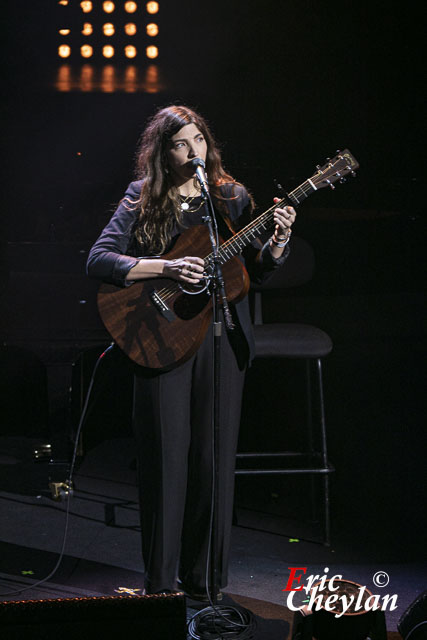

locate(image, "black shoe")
[[176, 580, 223, 603]]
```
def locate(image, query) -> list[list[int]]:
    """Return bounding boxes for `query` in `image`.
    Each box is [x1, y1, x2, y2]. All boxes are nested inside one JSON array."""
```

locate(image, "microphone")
[[190, 157, 209, 194]]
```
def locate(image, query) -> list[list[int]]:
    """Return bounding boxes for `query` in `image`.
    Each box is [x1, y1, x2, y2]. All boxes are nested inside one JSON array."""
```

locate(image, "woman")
[[87, 105, 296, 598]]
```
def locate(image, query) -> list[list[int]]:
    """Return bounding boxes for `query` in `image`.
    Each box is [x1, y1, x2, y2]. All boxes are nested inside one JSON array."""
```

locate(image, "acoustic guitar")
[[97, 150, 359, 370]]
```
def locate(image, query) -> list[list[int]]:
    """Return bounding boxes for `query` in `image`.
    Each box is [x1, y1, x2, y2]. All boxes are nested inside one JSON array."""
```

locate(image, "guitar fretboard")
[[205, 179, 315, 266]]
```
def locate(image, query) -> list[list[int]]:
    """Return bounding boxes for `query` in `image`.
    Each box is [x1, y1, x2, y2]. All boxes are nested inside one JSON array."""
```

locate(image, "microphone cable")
[[0, 343, 115, 597]]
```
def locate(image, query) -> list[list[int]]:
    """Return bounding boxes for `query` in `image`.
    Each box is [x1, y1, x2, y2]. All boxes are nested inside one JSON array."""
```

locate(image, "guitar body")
[[97, 224, 250, 370]]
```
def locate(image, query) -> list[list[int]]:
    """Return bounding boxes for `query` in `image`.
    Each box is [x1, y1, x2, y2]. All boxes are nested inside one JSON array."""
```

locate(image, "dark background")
[[1, 2, 425, 554]]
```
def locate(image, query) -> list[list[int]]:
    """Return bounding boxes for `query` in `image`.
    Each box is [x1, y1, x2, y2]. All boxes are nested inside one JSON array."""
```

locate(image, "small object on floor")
[[21, 570, 34, 575], [289, 538, 300, 542], [114, 587, 141, 595], [49, 480, 73, 501]]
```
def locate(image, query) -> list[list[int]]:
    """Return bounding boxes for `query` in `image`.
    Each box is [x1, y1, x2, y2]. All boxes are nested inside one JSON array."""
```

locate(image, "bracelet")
[[271, 229, 292, 248], [273, 228, 291, 241]]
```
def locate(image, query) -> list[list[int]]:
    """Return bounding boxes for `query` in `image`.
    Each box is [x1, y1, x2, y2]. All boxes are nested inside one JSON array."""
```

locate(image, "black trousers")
[[132, 321, 247, 593]]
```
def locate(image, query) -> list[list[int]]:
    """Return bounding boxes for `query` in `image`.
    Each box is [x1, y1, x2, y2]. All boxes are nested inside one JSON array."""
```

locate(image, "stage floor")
[[0, 436, 425, 638]]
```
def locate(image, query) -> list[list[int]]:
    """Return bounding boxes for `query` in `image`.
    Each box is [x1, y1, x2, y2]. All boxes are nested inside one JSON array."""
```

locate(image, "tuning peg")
[[336, 149, 341, 154], [326, 157, 331, 162], [316, 164, 321, 171], [339, 177, 347, 184], [324, 179, 335, 190], [351, 171, 357, 178]]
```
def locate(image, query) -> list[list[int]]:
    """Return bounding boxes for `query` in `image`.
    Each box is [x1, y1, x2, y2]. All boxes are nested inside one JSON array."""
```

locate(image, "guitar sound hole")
[[173, 291, 210, 320]]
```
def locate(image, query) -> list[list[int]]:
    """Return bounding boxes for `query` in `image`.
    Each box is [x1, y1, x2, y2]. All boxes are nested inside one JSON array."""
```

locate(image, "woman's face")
[[166, 123, 208, 185]]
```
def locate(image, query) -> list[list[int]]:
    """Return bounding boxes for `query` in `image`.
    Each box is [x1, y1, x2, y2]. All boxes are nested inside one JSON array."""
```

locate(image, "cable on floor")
[[188, 603, 257, 639]]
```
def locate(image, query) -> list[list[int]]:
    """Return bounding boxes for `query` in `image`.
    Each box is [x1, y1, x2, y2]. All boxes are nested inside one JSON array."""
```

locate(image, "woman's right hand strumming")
[[126, 256, 205, 283], [163, 256, 205, 284]]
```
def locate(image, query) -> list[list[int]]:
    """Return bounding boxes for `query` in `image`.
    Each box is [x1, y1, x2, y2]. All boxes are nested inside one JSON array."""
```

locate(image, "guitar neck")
[[207, 147, 359, 264], [214, 179, 315, 265]]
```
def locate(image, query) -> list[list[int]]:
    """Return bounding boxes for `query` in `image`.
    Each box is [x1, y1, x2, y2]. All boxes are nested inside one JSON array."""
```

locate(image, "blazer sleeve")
[[86, 181, 143, 287]]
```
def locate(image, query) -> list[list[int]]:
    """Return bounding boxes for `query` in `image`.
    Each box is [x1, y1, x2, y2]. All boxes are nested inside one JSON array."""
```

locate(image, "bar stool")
[[236, 236, 334, 545]]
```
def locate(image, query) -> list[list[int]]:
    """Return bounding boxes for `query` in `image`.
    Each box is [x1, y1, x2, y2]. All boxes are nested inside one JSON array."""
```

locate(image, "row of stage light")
[[59, 0, 158, 13], [57, 1, 159, 60], [55, 63, 163, 92], [58, 44, 158, 59]]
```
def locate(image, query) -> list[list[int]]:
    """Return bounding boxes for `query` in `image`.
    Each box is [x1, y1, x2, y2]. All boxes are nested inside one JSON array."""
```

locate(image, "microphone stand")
[[198, 178, 234, 607]]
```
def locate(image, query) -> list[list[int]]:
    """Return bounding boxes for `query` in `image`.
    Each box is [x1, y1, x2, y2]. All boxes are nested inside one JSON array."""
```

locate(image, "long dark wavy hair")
[[131, 105, 240, 255]]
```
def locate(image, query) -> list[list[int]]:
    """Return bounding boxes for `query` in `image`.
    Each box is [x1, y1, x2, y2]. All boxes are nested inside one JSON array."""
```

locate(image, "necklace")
[[180, 195, 196, 211], [179, 193, 203, 212]]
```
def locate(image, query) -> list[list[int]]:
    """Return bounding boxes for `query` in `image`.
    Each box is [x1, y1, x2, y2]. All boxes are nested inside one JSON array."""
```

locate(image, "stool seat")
[[254, 323, 333, 359]]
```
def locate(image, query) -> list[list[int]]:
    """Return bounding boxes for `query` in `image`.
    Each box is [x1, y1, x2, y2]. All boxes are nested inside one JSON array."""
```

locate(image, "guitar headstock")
[[310, 149, 359, 190]]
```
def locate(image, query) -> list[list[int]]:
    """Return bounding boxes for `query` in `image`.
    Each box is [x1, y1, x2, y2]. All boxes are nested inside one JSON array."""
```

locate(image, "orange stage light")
[[80, 1, 93, 12], [58, 45, 71, 58], [103, 1, 115, 13], [146, 45, 158, 59], [124, 1, 138, 12], [82, 23, 93, 35], [124, 23, 137, 35], [146, 23, 158, 36], [146, 2, 159, 15], [103, 45, 115, 58], [125, 45, 137, 58], [81, 45, 93, 58], [103, 23, 115, 36]]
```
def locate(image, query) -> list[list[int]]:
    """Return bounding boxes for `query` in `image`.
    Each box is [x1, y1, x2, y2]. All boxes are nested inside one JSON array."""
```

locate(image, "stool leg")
[[323, 473, 331, 547], [306, 358, 314, 452], [306, 359, 317, 524], [316, 357, 331, 546]]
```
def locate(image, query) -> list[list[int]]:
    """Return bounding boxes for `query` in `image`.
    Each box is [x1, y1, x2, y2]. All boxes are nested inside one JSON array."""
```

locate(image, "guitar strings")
[[153, 200, 285, 303], [152, 209, 276, 303]]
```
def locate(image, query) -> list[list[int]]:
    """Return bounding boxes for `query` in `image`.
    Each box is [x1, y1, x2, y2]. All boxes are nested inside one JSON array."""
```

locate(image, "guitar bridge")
[[149, 289, 176, 322]]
